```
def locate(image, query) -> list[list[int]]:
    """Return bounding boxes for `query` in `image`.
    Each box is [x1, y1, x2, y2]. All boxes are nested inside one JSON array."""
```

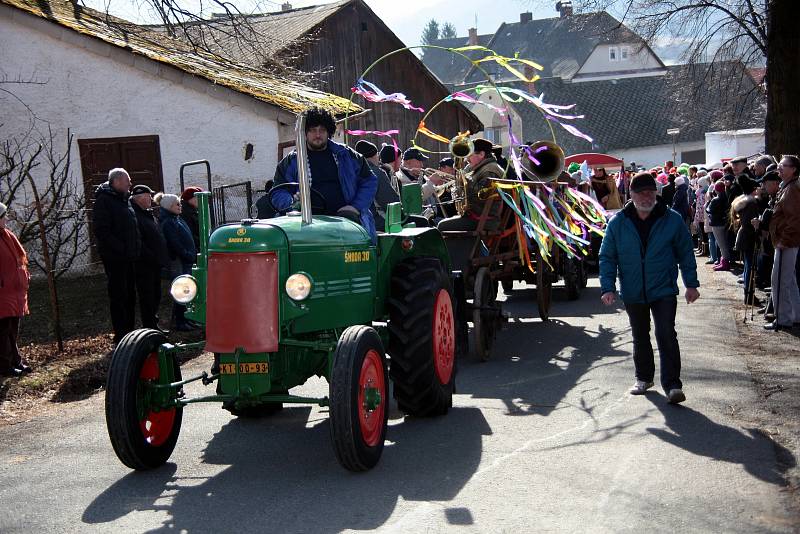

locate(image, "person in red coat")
[[0, 202, 32, 377]]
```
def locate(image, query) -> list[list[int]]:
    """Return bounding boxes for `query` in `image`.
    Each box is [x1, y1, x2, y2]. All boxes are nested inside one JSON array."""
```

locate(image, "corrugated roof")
[[512, 63, 765, 154], [1, 0, 360, 115]]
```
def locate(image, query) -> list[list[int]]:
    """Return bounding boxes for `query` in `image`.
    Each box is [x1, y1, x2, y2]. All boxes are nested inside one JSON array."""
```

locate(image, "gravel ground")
[[705, 260, 800, 509]]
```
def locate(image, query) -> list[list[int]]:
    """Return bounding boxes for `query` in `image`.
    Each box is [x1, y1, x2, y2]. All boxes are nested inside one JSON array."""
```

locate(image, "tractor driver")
[[271, 107, 378, 239]]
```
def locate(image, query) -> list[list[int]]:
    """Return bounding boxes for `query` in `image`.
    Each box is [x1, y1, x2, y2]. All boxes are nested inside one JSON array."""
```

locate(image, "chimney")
[[555, 1, 573, 17], [467, 27, 478, 45], [520, 12, 532, 23], [524, 65, 536, 95], [281, 2, 292, 11]]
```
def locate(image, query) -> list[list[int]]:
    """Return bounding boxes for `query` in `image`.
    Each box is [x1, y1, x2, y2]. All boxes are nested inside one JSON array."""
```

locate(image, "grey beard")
[[633, 202, 655, 212]]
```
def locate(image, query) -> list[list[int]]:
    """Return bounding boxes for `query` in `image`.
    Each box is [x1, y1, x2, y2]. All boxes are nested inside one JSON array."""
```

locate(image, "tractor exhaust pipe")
[[295, 113, 313, 225]]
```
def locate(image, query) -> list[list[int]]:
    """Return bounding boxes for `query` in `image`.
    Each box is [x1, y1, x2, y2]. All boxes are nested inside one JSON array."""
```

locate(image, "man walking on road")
[[599, 172, 700, 404]]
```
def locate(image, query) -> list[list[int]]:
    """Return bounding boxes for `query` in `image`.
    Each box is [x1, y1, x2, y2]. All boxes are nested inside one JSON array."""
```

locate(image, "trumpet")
[[420, 168, 457, 182]]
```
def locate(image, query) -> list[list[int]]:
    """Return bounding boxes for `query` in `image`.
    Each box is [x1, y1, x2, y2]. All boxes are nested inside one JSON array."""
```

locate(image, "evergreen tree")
[[440, 22, 457, 40], [421, 19, 440, 46]]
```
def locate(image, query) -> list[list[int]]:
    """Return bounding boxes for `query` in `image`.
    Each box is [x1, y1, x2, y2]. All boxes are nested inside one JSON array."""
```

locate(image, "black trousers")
[[623, 296, 682, 392], [102, 259, 136, 344], [135, 262, 162, 329], [0, 316, 22, 372]]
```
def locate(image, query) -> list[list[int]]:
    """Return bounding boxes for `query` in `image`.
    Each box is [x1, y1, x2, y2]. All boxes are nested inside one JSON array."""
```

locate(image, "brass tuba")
[[523, 140, 565, 181], [448, 133, 474, 215]]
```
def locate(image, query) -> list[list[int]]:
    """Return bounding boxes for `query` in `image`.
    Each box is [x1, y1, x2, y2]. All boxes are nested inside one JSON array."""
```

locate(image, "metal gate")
[[212, 181, 253, 227]]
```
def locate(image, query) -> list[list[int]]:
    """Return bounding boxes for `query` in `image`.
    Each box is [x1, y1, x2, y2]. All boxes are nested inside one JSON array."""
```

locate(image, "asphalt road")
[[1, 270, 797, 533]]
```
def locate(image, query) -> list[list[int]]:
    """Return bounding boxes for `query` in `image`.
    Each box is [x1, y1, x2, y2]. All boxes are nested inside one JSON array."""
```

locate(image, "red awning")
[[564, 153, 624, 169]]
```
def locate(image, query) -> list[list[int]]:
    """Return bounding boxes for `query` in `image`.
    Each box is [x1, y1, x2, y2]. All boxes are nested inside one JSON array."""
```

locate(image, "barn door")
[[78, 135, 164, 197], [78, 135, 164, 257]]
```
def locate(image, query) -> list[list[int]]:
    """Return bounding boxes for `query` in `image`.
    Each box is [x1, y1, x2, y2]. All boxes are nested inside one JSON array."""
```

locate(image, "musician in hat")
[[437, 137, 504, 232]]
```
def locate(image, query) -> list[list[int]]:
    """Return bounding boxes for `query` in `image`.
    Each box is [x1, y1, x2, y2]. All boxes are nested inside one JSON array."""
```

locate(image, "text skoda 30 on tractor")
[[105, 114, 457, 472]]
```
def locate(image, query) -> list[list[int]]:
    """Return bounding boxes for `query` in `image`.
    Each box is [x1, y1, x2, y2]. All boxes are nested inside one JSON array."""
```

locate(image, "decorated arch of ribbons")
[[344, 44, 609, 268]]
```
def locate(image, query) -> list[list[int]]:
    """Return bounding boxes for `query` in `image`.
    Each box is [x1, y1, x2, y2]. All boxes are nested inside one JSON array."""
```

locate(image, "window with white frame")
[[609, 46, 618, 62], [485, 126, 503, 145], [621, 46, 630, 60]]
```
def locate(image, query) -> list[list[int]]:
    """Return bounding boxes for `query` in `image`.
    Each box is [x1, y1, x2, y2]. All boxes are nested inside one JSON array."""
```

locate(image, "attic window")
[[609, 46, 619, 62], [621, 46, 630, 60]]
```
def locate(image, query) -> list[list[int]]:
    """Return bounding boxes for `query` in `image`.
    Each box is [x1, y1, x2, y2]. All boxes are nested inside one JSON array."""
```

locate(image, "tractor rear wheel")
[[330, 325, 388, 472], [388, 257, 455, 417], [105, 329, 182, 470]]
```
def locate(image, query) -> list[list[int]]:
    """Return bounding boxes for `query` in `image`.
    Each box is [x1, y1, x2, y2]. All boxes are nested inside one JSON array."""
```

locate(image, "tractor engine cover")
[[205, 252, 279, 353]]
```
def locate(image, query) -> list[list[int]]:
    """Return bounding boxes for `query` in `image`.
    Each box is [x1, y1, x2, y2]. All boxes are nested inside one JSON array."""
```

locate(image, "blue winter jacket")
[[599, 201, 699, 304], [159, 208, 196, 272], [272, 139, 378, 240]]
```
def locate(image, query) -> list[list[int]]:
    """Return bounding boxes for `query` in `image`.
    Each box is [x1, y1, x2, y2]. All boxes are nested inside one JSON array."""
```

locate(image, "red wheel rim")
[[139, 352, 176, 447], [432, 289, 455, 385], [357, 349, 386, 447]]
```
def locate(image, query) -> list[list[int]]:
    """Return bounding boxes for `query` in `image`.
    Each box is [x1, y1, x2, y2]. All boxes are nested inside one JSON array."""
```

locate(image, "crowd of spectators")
[[648, 154, 800, 332], [92, 168, 205, 345]]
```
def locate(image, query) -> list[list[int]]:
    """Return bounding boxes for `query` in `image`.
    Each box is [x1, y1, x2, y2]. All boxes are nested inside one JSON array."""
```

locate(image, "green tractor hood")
[[208, 215, 370, 253]]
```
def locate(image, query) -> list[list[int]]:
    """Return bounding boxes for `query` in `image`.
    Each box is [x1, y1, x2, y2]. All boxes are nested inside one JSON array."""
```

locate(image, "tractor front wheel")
[[388, 257, 455, 416], [330, 325, 389, 472], [105, 329, 183, 470]]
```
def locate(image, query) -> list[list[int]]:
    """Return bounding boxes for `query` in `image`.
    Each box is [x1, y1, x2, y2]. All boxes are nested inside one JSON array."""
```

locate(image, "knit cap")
[[159, 193, 180, 209]]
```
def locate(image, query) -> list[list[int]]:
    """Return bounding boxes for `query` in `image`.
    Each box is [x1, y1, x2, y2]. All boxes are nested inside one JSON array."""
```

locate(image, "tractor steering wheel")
[[268, 183, 328, 215]]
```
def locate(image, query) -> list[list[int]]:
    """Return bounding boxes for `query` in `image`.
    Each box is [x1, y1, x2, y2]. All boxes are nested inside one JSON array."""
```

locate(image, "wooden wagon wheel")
[[471, 267, 498, 361], [535, 246, 553, 321]]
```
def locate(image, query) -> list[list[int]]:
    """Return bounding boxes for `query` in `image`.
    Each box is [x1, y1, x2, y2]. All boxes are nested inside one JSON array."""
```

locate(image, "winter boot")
[[713, 258, 730, 271]]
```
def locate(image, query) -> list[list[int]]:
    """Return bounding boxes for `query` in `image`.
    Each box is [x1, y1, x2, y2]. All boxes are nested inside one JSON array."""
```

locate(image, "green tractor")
[[105, 114, 459, 472]]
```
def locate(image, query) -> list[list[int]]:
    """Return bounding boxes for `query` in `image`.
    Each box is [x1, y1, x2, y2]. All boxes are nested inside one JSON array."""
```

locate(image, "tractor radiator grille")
[[205, 252, 279, 353]]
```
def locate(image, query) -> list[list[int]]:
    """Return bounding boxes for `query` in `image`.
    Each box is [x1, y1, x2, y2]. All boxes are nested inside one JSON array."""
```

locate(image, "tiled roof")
[[426, 11, 647, 85], [420, 34, 494, 86], [1, 0, 360, 114], [510, 62, 765, 154]]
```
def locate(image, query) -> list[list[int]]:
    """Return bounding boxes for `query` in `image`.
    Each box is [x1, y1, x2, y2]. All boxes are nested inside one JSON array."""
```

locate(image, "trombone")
[[448, 134, 474, 215]]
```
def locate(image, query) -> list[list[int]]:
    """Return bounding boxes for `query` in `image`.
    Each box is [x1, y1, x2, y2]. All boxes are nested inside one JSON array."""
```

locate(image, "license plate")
[[220, 362, 269, 375]]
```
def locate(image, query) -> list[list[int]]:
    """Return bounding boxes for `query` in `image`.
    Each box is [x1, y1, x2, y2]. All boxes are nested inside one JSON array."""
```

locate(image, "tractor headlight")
[[285, 273, 312, 301], [170, 275, 198, 304]]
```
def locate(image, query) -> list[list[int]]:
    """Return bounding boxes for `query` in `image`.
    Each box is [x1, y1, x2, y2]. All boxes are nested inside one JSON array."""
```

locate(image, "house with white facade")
[[424, 3, 765, 167], [0, 0, 358, 212]]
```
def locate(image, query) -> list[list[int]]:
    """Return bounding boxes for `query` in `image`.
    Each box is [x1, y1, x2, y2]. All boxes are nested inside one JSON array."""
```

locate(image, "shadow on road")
[[83, 406, 491, 532], [460, 284, 629, 419], [645, 396, 797, 486]]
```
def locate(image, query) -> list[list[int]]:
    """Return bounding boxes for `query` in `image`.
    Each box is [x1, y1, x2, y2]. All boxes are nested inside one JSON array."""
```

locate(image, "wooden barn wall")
[[283, 4, 482, 156]]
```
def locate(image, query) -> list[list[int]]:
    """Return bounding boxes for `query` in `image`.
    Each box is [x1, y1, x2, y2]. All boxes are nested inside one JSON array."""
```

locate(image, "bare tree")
[[0, 123, 90, 350], [89, 0, 321, 84], [555, 0, 798, 155]]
